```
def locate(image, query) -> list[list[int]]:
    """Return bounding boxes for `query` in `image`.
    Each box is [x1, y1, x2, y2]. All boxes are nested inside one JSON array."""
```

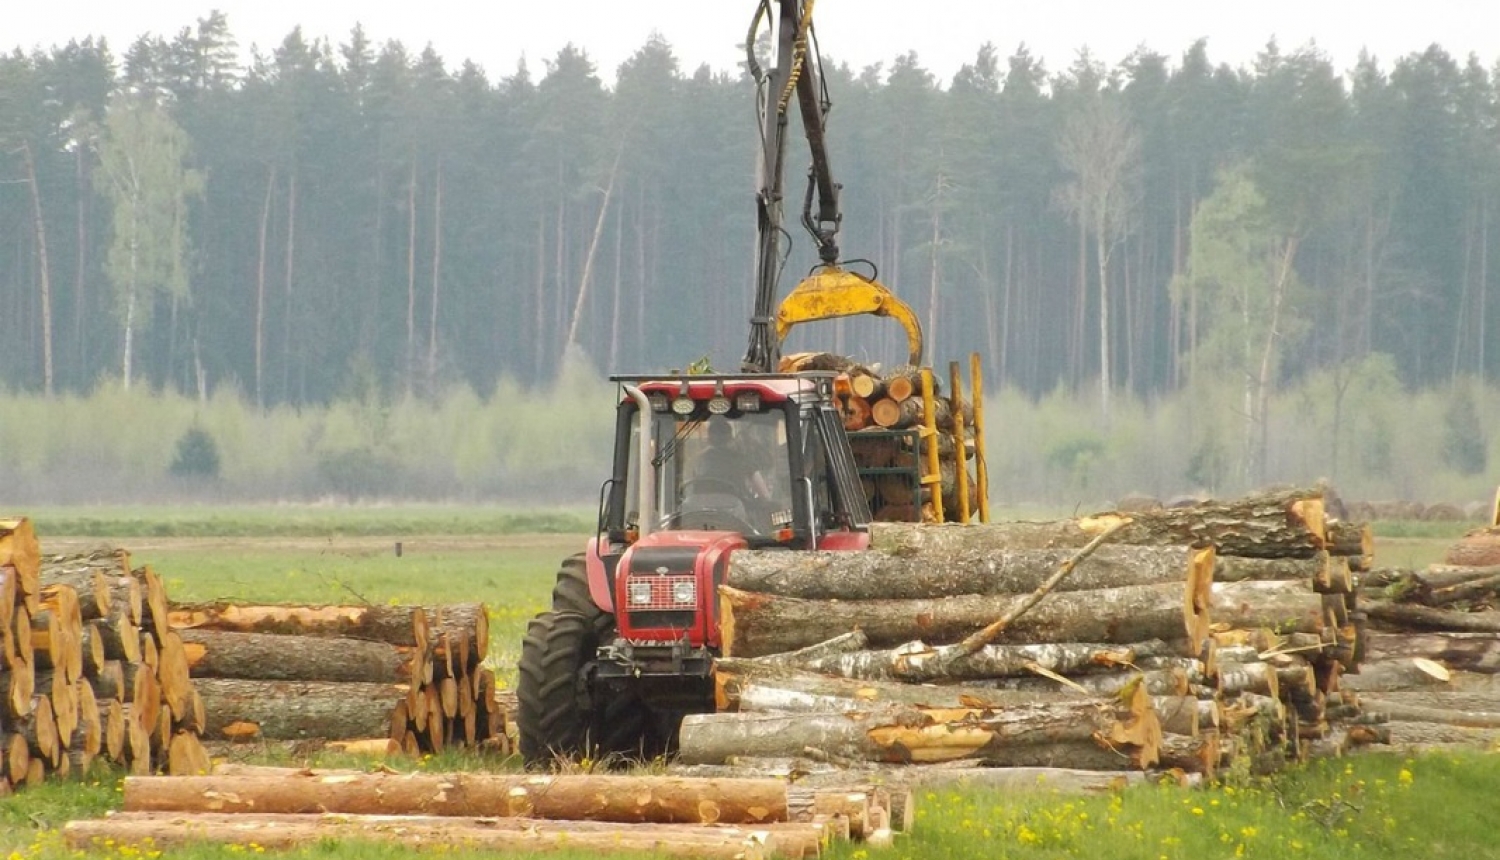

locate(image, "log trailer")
[[517, 0, 986, 765]]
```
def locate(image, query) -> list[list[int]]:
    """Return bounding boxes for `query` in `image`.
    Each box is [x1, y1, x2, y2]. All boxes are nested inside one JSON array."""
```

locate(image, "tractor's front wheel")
[[516, 557, 666, 768]]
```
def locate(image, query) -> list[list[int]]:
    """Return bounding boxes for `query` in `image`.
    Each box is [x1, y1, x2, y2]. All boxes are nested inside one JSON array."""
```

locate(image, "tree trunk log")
[[681, 685, 1160, 768], [1356, 691, 1500, 726], [1361, 631, 1500, 672], [40, 549, 136, 621], [1207, 581, 1337, 636], [1365, 602, 1500, 632], [64, 813, 784, 859], [726, 545, 1212, 601], [123, 771, 792, 825], [0, 519, 41, 613], [194, 679, 404, 741], [870, 487, 1326, 558], [797, 640, 1147, 682], [167, 603, 425, 643], [174, 628, 414, 683], [720, 581, 1197, 657]]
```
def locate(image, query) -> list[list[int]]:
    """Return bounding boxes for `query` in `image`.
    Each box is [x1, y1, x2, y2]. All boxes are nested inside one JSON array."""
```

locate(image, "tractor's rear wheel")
[[516, 610, 595, 766], [550, 552, 596, 616], [516, 555, 666, 768]]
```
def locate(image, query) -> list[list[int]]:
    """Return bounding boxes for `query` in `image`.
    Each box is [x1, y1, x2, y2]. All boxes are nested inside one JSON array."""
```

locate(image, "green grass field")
[[3, 510, 1496, 860]]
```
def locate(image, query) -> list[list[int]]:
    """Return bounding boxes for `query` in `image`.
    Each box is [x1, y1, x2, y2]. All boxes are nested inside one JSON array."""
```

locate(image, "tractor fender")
[[584, 536, 615, 613]]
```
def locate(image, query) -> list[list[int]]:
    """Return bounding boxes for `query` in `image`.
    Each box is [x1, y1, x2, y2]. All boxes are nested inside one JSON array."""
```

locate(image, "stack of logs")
[[677, 487, 1382, 782], [781, 352, 980, 522], [1346, 533, 1500, 749], [1, 517, 211, 790], [64, 765, 908, 858], [164, 600, 506, 755]]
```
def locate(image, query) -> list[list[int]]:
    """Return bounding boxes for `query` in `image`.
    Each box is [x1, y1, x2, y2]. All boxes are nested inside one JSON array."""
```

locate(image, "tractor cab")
[[601, 372, 872, 551]]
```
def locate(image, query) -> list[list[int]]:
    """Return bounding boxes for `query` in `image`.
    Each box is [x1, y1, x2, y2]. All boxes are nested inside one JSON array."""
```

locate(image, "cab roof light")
[[708, 381, 732, 415], [735, 391, 762, 412], [671, 380, 694, 415]]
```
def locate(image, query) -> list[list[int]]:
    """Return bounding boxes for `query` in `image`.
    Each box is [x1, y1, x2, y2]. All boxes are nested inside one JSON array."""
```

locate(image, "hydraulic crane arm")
[[741, 0, 923, 373]]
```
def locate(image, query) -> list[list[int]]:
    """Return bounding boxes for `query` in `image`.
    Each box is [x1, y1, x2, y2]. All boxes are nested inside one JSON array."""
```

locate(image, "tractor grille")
[[623, 574, 696, 610]]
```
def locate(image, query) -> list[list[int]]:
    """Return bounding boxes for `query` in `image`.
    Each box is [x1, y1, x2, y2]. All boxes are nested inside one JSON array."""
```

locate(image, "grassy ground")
[[3, 511, 1495, 859]]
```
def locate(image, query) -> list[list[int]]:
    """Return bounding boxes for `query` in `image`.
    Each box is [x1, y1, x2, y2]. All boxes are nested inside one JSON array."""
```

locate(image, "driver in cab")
[[692, 417, 772, 501]]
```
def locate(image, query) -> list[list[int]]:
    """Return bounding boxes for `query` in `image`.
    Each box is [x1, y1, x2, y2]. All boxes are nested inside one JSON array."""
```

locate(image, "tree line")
[[2, 13, 1497, 432]]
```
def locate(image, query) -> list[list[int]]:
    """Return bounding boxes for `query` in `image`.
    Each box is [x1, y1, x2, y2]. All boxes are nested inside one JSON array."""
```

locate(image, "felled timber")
[[726, 545, 1213, 601], [123, 771, 793, 825], [1365, 602, 1500, 632], [798, 640, 1147, 682], [870, 486, 1326, 558], [194, 679, 405, 741], [175, 629, 413, 683], [64, 813, 781, 860], [720, 580, 1202, 657], [679, 685, 1161, 768], [166, 603, 427, 644], [1360, 631, 1500, 672]]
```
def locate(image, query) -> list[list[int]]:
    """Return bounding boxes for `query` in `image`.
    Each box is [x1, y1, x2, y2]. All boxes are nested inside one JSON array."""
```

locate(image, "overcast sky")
[[9, 1, 1499, 85]]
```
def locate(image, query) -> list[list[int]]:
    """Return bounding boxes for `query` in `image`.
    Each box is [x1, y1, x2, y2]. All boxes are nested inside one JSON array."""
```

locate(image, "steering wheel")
[[663, 477, 762, 534], [679, 476, 752, 502]]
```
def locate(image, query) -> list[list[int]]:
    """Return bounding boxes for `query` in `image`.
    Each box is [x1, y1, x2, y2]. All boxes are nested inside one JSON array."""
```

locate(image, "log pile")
[[780, 351, 984, 523], [1348, 559, 1500, 749], [686, 487, 1385, 783], [165, 601, 506, 755], [63, 765, 906, 858], [2, 517, 210, 789]]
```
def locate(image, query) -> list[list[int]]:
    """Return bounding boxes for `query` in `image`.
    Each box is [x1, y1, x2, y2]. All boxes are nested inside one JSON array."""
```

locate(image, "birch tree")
[[93, 94, 202, 389]]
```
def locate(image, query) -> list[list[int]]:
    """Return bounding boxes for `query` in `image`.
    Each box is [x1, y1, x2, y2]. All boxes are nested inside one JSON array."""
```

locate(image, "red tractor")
[[516, 0, 937, 765]]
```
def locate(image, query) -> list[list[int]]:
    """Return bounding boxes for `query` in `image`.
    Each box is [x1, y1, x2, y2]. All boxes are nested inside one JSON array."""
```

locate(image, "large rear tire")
[[516, 555, 666, 768], [516, 610, 595, 766]]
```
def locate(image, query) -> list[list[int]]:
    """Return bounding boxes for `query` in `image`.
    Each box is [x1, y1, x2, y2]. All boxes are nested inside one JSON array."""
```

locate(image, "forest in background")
[[2, 12, 1499, 505]]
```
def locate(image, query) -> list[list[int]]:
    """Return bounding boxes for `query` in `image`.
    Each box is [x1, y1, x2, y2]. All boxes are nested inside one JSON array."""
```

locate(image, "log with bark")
[[1360, 631, 1500, 673], [727, 544, 1214, 601], [680, 683, 1161, 768], [194, 678, 405, 741], [176, 628, 414, 683], [870, 486, 1327, 558], [720, 580, 1204, 657]]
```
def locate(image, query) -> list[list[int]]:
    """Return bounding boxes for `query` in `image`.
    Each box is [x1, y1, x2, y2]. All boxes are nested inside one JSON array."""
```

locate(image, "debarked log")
[[727, 544, 1214, 601], [870, 486, 1326, 558], [720, 581, 1201, 657], [678, 686, 1161, 768], [167, 602, 425, 644], [122, 771, 792, 825], [64, 813, 783, 860]]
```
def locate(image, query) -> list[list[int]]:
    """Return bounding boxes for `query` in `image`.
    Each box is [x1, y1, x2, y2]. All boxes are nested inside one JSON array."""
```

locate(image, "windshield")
[[626, 408, 793, 537]]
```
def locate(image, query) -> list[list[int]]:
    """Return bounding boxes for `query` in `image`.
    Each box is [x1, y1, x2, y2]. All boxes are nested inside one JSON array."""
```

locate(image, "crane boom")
[[741, 0, 923, 374]]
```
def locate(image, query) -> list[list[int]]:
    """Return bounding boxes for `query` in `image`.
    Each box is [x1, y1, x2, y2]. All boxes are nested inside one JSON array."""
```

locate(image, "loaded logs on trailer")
[[1, 518, 210, 789], [779, 351, 987, 523]]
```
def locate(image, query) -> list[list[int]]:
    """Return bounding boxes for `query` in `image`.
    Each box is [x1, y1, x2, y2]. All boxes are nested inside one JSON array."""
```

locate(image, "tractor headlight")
[[707, 394, 732, 415], [628, 580, 653, 605], [672, 579, 697, 604]]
